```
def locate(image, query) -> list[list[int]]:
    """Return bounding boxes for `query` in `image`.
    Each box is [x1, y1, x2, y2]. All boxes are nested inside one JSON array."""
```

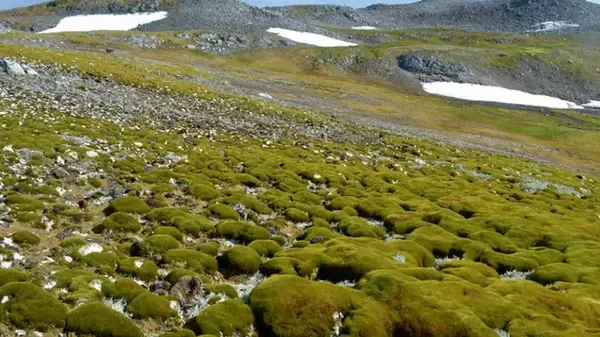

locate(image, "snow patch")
[[40, 12, 168, 33], [422, 82, 583, 110], [78, 243, 103, 256], [267, 28, 357, 47], [532, 21, 579, 32], [352, 26, 377, 30], [583, 100, 600, 109]]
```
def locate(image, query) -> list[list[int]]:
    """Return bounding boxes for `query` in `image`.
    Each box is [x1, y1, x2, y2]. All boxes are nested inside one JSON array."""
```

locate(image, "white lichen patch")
[[103, 298, 130, 316], [43, 279, 57, 290], [228, 272, 266, 302], [89, 279, 103, 291], [393, 253, 406, 263], [500, 270, 533, 281], [331, 311, 344, 337], [78, 243, 103, 256], [435, 256, 461, 269]]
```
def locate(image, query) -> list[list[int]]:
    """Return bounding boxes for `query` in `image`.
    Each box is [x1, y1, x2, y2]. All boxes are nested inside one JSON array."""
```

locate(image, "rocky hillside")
[[0, 0, 320, 34], [271, 0, 600, 33]]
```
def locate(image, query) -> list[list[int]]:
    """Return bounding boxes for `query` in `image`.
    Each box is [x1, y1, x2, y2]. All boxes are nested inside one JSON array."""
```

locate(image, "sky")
[[1, 0, 417, 11]]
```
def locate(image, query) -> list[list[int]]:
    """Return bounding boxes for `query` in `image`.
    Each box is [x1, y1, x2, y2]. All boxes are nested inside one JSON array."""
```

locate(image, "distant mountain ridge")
[[270, 0, 600, 33], [1, 0, 600, 33], [0, 0, 318, 34]]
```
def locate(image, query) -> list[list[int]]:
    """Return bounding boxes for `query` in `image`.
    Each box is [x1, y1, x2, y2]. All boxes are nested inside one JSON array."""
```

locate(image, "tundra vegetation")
[[0, 17, 600, 337]]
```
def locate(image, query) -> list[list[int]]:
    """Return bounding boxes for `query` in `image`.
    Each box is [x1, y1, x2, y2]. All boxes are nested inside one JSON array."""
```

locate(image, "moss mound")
[[65, 302, 143, 337], [142, 234, 181, 255], [248, 240, 283, 257], [164, 249, 218, 274], [218, 246, 262, 277], [12, 230, 40, 246], [249, 275, 391, 337], [0, 282, 67, 330], [59, 236, 88, 248], [104, 196, 151, 215], [186, 299, 254, 336], [155, 226, 184, 241], [127, 292, 177, 319], [206, 204, 240, 220], [215, 221, 270, 243], [117, 258, 159, 281], [101, 212, 142, 233], [197, 241, 220, 256], [0, 269, 29, 286], [102, 277, 148, 302], [189, 183, 221, 200]]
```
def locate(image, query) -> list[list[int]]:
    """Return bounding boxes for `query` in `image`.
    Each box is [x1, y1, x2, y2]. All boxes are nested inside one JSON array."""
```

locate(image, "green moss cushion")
[[65, 302, 143, 337], [0, 282, 67, 330]]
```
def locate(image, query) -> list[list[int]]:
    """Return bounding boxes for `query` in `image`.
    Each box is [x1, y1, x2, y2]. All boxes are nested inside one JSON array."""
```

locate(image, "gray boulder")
[[397, 53, 474, 83], [1, 59, 26, 75]]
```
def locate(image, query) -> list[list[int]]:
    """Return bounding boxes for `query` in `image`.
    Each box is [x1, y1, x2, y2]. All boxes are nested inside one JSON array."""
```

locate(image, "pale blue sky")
[[1, 0, 417, 10]]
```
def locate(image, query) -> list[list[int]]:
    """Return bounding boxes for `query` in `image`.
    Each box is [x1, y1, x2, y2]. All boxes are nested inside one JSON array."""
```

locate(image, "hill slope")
[[270, 0, 600, 33], [0, 0, 318, 34]]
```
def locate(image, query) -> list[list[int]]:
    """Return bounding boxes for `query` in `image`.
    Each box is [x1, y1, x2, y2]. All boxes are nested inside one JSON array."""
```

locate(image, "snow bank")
[[422, 82, 583, 110], [532, 21, 580, 32], [583, 101, 600, 109], [40, 12, 168, 33], [351, 26, 377, 30], [267, 28, 357, 47]]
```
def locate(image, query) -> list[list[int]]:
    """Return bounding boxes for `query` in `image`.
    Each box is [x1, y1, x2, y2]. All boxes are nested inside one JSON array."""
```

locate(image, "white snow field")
[[267, 28, 357, 47], [40, 12, 168, 33], [422, 82, 583, 110], [532, 21, 580, 32], [351, 26, 378, 30], [583, 101, 600, 109]]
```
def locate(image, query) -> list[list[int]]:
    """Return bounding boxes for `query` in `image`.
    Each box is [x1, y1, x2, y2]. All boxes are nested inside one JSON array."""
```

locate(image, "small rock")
[[169, 276, 204, 304], [21, 64, 38, 75], [50, 167, 69, 179]]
